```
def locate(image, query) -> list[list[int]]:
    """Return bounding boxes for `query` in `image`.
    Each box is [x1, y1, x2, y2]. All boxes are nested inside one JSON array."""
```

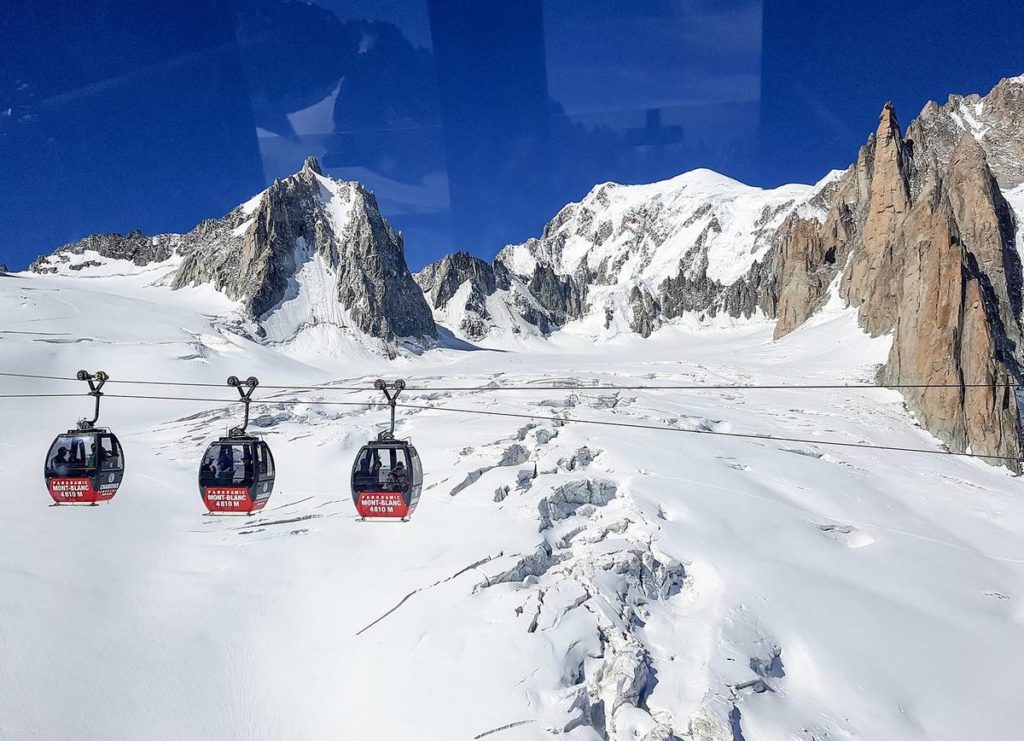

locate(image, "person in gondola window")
[[51, 446, 71, 477], [217, 446, 235, 482], [242, 448, 254, 485], [356, 453, 373, 486], [200, 455, 216, 480], [386, 461, 408, 490], [97, 442, 110, 469]]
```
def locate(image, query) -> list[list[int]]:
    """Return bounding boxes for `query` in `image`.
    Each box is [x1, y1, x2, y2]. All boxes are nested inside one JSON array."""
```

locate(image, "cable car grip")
[[374, 379, 405, 440], [76, 369, 109, 430], [227, 375, 259, 436]]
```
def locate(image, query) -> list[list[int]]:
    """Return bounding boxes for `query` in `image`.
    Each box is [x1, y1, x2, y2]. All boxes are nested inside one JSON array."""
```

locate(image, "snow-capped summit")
[[419, 169, 838, 342], [32, 157, 437, 353]]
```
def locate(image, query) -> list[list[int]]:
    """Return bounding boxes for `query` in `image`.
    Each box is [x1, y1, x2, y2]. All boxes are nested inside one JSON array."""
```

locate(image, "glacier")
[[2, 258, 1024, 739]]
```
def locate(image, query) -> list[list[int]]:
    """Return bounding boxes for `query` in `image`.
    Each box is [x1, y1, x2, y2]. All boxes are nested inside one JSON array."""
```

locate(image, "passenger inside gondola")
[[386, 461, 408, 490], [97, 436, 120, 470], [69, 440, 84, 469], [355, 450, 374, 489], [199, 454, 216, 485], [356, 454, 373, 486], [242, 447, 254, 485], [50, 446, 71, 476], [353, 449, 389, 490], [217, 446, 234, 483]]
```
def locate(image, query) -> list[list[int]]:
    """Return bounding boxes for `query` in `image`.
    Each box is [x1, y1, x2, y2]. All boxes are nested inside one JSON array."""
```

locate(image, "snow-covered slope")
[[3, 265, 1024, 740]]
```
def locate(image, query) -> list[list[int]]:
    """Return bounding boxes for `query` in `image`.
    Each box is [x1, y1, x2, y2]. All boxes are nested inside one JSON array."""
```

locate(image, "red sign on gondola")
[[48, 477, 94, 503], [356, 491, 409, 518], [48, 477, 118, 504], [203, 486, 264, 513]]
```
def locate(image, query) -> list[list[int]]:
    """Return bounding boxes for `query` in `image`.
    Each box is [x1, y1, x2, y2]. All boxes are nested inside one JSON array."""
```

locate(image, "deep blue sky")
[[1, 0, 1022, 271]]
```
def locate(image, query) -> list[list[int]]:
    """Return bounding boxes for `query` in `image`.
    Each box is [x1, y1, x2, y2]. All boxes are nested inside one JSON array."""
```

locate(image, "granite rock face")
[[769, 88, 1024, 470], [879, 134, 1023, 470], [414, 251, 564, 339], [417, 251, 497, 311], [416, 252, 499, 340], [841, 103, 913, 336]]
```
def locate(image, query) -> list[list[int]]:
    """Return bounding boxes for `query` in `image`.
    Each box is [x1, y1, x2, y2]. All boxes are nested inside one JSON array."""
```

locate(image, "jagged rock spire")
[[840, 101, 912, 335], [302, 155, 323, 175]]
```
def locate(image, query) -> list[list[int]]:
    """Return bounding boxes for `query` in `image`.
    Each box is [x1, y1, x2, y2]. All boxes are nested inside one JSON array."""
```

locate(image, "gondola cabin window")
[[353, 446, 410, 492], [98, 435, 123, 471], [257, 444, 274, 477]]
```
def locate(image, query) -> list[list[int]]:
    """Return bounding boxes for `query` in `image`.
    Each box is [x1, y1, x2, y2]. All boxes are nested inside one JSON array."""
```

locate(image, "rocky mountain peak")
[[877, 101, 902, 143], [415, 251, 556, 340], [33, 159, 436, 350], [173, 162, 435, 344], [302, 155, 323, 175], [417, 251, 498, 310]]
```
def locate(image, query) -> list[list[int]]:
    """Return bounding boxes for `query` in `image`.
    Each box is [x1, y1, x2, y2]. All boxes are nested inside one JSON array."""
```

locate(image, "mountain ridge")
[[28, 73, 1024, 468]]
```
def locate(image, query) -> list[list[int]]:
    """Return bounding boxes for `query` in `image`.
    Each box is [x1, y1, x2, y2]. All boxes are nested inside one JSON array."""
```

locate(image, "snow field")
[[3, 262, 1024, 739]]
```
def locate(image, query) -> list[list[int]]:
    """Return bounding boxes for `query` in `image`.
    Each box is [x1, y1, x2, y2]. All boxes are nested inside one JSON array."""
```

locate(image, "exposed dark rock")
[[31, 230, 175, 273], [527, 263, 587, 325]]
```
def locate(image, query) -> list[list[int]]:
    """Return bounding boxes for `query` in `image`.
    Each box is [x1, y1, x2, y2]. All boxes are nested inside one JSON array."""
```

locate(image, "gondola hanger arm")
[[227, 375, 259, 436], [374, 379, 405, 440], [76, 369, 109, 430]]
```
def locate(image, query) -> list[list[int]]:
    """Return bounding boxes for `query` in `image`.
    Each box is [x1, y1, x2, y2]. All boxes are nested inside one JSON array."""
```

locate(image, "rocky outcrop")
[[415, 252, 561, 339], [526, 263, 587, 325], [417, 251, 497, 310], [31, 230, 176, 272], [906, 75, 1024, 192], [416, 252, 499, 340], [842, 103, 913, 336], [769, 99, 1024, 470], [772, 173, 857, 338]]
